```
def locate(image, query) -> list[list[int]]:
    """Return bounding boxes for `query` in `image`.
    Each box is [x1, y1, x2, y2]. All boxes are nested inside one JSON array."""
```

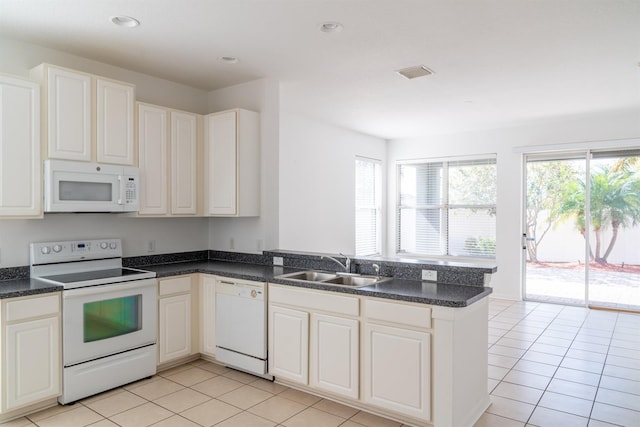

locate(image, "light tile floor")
[[2, 298, 639, 427], [479, 299, 640, 427]]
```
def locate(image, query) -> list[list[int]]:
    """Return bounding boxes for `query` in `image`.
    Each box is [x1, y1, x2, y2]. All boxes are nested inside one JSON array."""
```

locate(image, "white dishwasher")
[[215, 279, 272, 379]]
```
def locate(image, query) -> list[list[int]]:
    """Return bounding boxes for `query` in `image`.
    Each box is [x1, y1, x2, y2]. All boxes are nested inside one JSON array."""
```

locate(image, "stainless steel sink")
[[322, 275, 383, 287], [277, 271, 338, 282], [276, 270, 389, 288]]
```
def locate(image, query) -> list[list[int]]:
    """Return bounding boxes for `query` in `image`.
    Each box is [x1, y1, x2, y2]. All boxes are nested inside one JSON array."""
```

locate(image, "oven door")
[[62, 278, 157, 366]]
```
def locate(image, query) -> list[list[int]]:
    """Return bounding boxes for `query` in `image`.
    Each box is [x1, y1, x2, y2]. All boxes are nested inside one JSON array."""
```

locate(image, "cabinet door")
[[171, 111, 197, 214], [200, 276, 216, 356], [5, 316, 60, 410], [158, 293, 191, 364], [268, 305, 308, 384], [96, 79, 135, 165], [0, 75, 41, 216], [310, 313, 359, 399], [363, 323, 431, 420], [206, 111, 237, 215], [138, 104, 168, 214], [46, 66, 91, 161]]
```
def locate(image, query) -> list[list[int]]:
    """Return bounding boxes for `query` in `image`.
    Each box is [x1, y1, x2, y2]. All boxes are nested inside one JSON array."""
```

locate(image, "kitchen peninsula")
[[0, 249, 493, 427]]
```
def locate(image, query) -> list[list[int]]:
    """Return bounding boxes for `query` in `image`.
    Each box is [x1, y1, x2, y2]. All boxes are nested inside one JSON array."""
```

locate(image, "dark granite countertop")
[[142, 260, 492, 307], [0, 277, 62, 299], [0, 259, 492, 307]]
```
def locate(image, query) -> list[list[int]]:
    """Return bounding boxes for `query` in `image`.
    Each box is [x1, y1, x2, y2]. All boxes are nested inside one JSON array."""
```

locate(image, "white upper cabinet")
[[205, 109, 260, 217], [137, 104, 200, 217], [137, 103, 169, 215], [171, 111, 198, 215], [0, 74, 41, 217], [30, 64, 135, 165], [96, 78, 135, 165], [33, 65, 91, 161]]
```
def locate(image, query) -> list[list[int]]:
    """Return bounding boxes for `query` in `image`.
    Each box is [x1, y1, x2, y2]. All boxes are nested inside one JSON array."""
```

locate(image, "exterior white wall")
[[388, 109, 640, 300], [0, 37, 210, 267], [535, 221, 640, 265], [206, 79, 280, 253], [279, 112, 387, 254]]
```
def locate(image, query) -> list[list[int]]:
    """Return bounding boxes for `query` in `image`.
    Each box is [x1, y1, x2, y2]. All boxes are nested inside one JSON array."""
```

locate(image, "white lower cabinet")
[[363, 298, 432, 421], [269, 305, 309, 384], [1, 293, 61, 413], [268, 284, 439, 425], [200, 275, 216, 356], [363, 322, 431, 420], [158, 276, 198, 365], [268, 285, 359, 400], [158, 294, 191, 363], [310, 313, 359, 399]]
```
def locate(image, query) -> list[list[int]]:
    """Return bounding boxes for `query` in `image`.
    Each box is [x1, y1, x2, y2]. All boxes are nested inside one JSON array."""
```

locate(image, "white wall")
[[0, 37, 211, 267], [0, 37, 209, 113], [279, 112, 387, 254], [388, 109, 640, 300], [206, 79, 280, 253], [0, 216, 209, 267]]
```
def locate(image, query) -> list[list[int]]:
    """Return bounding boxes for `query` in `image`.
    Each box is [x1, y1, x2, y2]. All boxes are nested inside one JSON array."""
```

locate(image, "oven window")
[[84, 295, 141, 342], [60, 181, 112, 201]]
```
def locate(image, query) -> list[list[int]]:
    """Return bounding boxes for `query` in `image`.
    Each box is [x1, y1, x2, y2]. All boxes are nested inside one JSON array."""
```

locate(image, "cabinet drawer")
[[365, 299, 431, 329], [159, 276, 191, 296], [270, 285, 359, 317], [6, 294, 60, 322]]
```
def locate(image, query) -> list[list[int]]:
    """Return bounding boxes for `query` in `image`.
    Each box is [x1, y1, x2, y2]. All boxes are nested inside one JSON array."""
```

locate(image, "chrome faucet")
[[372, 264, 380, 279], [321, 253, 351, 273]]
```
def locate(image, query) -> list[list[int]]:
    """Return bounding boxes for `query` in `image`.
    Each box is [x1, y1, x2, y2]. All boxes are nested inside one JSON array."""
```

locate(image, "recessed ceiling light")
[[320, 22, 343, 33], [396, 65, 435, 80], [111, 15, 140, 28], [218, 56, 239, 64]]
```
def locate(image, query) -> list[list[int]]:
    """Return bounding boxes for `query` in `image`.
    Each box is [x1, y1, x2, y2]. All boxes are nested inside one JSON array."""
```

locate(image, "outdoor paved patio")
[[526, 265, 640, 311]]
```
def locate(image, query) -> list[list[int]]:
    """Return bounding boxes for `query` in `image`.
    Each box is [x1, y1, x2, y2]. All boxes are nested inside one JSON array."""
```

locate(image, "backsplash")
[[2, 248, 495, 287]]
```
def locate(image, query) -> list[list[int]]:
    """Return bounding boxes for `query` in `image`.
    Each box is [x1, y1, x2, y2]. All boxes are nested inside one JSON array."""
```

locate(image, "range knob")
[[52, 244, 62, 253], [109, 242, 117, 250], [40, 246, 51, 255], [100, 242, 108, 249]]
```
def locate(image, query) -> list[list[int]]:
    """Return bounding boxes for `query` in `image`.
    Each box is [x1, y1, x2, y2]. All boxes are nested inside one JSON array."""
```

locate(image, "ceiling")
[[1, 0, 639, 139]]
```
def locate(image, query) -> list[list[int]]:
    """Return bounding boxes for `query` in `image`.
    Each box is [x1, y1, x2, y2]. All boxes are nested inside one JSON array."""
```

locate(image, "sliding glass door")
[[586, 152, 640, 310], [524, 150, 640, 311]]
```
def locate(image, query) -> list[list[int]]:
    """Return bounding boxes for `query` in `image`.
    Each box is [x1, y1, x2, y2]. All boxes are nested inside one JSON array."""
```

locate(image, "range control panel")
[[30, 239, 122, 265]]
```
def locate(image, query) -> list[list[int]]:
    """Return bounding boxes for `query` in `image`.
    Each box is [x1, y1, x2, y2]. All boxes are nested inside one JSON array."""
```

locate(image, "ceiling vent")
[[396, 65, 434, 80]]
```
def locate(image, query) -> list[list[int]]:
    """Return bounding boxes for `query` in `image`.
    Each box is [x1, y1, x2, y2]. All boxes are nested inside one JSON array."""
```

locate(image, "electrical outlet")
[[273, 256, 284, 266], [422, 269, 437, 281], [147, 240, 156, 253], [230, 238, 235, 250]]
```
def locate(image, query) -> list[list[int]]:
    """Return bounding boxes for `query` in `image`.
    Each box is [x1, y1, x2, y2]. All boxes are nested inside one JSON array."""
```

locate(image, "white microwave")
[[44, 160, 140, 212]]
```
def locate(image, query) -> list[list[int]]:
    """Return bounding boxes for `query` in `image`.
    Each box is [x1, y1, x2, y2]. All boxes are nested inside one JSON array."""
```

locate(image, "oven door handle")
[[63, 279, 157, 298]]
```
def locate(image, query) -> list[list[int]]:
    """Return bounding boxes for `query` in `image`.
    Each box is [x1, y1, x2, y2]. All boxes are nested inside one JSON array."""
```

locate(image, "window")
[[397, 156, 496, 258], [355, 157, 382, 256]]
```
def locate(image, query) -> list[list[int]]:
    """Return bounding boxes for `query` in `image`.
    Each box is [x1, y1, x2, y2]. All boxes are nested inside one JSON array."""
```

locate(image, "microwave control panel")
[[125, 177, 137, 204]]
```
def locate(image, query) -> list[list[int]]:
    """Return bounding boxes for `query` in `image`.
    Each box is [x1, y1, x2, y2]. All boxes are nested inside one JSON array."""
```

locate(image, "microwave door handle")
[[117, 175, 124, 205]]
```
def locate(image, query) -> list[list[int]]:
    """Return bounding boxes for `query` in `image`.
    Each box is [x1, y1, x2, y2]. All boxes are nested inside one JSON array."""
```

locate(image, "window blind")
[[397, 157, 496, 258], [355, 158, 381, 256]]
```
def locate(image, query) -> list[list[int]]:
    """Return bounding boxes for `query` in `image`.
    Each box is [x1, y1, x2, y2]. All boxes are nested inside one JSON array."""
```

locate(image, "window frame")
[[396, 154, 497, 260]]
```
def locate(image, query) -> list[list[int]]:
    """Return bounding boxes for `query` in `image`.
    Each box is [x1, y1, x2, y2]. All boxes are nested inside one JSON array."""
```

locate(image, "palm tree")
[[559, 162, 640, 264]]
